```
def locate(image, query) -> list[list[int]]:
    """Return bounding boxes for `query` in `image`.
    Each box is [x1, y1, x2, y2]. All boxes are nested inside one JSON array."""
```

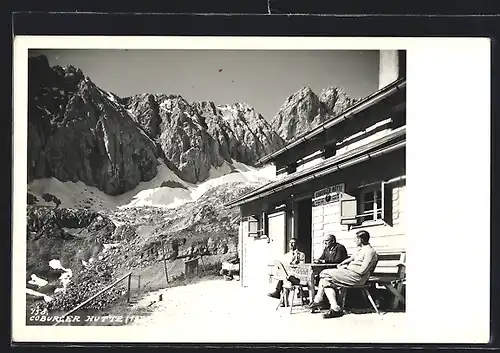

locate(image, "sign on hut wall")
[[312, 183, 345, 206], [311, 184, 358, 260]]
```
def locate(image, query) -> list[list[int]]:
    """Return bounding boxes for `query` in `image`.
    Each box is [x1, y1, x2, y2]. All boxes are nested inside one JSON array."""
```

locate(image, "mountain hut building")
[[224, 50, 407, 290]]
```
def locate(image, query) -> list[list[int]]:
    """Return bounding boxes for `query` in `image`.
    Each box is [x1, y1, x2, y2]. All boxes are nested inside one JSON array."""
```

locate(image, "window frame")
[[351, 181, 390, 228], [358, 186, 383, 222]]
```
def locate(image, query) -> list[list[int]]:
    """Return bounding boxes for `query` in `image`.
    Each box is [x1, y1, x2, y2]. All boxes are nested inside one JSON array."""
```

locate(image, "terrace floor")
[[129, 278, 407, 343]]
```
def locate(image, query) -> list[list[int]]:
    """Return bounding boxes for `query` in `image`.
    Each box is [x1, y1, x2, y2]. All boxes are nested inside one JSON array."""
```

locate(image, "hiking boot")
[[322, 309, 344, 319], [307, 301, 329, 312], [267, 291, 280, 299], [311, 307, 324, 314]]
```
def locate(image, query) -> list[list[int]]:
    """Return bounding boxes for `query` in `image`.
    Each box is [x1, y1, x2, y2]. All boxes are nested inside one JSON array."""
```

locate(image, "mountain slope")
[[29, 55, 284, 191], [27, 180, 261, 312], [27, 158, 275, 211], [25, 56, 363, 316], [123, 96, 284, 183], [271, 86, 358, 142], [28, 55, 159, 195]]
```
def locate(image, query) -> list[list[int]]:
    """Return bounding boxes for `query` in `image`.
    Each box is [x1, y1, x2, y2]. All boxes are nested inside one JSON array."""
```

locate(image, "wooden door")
[[268, 211, 286, 260]]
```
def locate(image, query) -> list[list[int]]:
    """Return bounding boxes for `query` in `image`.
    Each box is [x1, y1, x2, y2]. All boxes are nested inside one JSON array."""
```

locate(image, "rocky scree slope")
[[28, 182, 257, 312]]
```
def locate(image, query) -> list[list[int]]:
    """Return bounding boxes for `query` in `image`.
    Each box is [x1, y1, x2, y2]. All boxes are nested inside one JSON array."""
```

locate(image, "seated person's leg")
[[308, 278, 331, 311], [282, 287, 290, 307], [312, 279, 327, 304], [323, 287, 341, 312], [268, 279, 283, 298], [319, 268, 338, 279], [322, 285, 344, 318]]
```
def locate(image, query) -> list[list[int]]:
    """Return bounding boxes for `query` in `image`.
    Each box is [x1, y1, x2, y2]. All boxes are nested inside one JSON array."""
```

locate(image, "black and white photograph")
[[12, 36, 490, 343]]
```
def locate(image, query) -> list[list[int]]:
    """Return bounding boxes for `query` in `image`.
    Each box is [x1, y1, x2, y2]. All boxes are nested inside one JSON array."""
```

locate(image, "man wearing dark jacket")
[[314, 234, 348, 265]]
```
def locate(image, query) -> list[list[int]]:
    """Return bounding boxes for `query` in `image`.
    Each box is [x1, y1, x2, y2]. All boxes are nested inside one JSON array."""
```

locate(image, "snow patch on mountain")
[[121, 159, 275, 209], [28, 159, 275, 210]]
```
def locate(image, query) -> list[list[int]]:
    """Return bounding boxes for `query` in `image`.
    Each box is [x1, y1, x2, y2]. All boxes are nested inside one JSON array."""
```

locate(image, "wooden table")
[[288, 264, 338, 303]]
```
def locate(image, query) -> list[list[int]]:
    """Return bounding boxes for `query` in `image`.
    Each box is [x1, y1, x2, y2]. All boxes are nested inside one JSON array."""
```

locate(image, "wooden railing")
[[53, 271, 133, 326]]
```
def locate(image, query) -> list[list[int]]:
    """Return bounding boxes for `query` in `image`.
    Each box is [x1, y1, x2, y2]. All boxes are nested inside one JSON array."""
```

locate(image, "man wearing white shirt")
[[268, 237, 305, 300]]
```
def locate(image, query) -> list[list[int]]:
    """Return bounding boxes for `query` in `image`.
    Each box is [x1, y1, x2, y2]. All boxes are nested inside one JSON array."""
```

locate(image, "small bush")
[[42, 193, 61, 206], [160, 180, 187, 190], [27, 193, 39, 205]]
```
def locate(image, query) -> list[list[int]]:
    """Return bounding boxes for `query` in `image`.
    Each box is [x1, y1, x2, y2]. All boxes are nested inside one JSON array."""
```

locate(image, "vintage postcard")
[[12, 36, 491, 344]]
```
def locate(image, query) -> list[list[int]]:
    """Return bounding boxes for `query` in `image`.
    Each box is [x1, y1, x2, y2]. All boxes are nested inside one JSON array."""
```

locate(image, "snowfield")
[[27, 159, 275, 211]]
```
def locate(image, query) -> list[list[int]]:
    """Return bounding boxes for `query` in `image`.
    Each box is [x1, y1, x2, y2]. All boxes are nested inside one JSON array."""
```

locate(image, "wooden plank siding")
[[239, 152, 406, 269]]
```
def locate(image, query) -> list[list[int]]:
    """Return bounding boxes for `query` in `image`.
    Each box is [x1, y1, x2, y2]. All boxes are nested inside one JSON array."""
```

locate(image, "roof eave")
[[225, 127, 406, 208]]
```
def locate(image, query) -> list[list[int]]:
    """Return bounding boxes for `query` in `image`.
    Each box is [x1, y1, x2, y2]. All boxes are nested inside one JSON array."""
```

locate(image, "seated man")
[[314, 234, 348, 265], [312, 234, 349, 287], [268, 237, 305, 301], [308, 230, 378, 319]]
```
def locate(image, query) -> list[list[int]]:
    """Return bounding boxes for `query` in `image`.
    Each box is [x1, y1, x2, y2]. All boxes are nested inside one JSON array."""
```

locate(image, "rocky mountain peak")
[[296, 85, 314, 95], [271, 85, 358, 142], [123, 94, 284, 184], [319, 86, 359, 116], [28, 55, 357, 194], [193, 100, 217, 115], [28, 55, 159, 195], [271, 86, 324, 141]]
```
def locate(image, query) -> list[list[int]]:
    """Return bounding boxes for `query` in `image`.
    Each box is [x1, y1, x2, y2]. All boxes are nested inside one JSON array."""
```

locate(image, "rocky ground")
[[27, 181, 255, 314]]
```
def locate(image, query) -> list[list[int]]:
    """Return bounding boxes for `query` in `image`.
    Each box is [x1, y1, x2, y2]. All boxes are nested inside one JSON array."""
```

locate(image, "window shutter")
[[261, 212, 268, 236], [340, 193, 358, 225], [383, 182, 394, 226]]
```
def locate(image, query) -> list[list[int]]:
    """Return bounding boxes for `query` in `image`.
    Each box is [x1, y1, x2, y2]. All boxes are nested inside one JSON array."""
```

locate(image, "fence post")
[[200, 255, 206, 273], [161, 239, 169, 284], [127, 273, 132, 303]]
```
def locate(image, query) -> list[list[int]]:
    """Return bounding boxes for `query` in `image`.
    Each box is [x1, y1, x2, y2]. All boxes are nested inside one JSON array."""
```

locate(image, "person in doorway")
[[308, 230, 378, 319], [313, 234, 348, 265], [267, 237, 305, 300]]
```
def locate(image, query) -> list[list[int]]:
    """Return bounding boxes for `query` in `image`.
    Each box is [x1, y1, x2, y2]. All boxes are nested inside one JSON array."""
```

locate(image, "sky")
[[29, 49, 379, 122]]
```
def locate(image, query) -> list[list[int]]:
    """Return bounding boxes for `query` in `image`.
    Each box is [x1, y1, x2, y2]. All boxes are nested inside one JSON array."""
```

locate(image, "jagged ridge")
[[29, 55, 357, 194], [122, 95, 285, 183], [271, 86, 358, 142]]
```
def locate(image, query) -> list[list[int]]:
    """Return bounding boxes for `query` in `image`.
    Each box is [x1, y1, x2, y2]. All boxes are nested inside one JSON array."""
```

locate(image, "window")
[[247, 216, 259, 236], [358, 187, 383, 223], [340, 182, 394, 227]]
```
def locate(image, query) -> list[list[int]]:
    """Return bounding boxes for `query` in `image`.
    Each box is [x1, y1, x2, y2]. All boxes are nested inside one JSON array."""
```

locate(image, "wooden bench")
[[338, 250, 406, 314]]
